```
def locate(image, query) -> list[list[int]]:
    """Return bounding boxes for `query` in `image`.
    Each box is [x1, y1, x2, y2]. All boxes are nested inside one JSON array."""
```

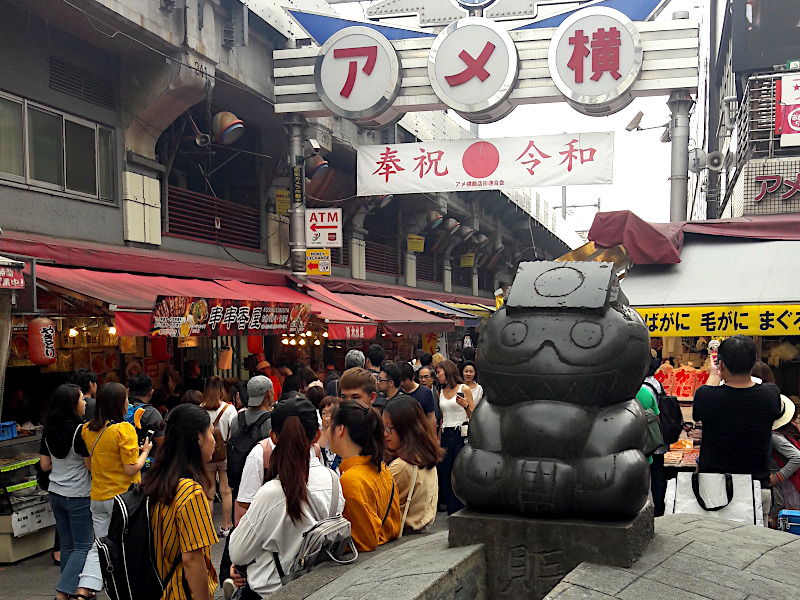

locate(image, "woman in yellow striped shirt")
[[141, 404, 218, 600]]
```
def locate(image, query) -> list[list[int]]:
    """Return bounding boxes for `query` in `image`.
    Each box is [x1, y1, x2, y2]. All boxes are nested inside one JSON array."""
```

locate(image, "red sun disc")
[[462, 141, 500, 179]]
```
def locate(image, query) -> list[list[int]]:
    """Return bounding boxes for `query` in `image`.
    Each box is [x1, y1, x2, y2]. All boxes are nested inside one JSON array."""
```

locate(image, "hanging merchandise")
[[248, 336, 264, 354], [151, 337, 173, 362], [28, 318, 58, 366], [463, 335, 473, 348], [218, 345, 233, 370]]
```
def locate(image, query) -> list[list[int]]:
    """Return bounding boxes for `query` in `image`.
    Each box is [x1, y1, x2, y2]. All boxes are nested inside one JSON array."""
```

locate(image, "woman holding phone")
[[435, 360, 474, 515], [77, 382, 153, 596]]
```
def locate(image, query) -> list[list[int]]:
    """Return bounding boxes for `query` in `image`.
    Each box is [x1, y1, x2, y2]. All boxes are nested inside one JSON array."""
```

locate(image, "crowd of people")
[[39, 344, 483, 600]]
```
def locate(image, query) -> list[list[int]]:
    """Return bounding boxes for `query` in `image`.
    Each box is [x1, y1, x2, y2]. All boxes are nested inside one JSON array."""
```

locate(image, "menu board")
[[150, 296, 311, 337]]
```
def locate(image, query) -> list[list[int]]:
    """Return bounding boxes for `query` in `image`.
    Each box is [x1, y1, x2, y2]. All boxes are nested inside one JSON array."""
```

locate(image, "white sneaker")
[[219, 525, 232, 538], [223, 578, 237, 600]]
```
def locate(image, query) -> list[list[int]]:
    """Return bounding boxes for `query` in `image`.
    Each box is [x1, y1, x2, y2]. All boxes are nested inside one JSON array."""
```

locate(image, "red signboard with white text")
[[0, 267, 24, 289], [327, 323, 378, 340]]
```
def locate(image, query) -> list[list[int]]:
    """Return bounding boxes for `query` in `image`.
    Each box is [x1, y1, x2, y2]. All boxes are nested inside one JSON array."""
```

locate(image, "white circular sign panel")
[[548, 7, 643, 113], [315, 27, 401, 121], [428, 18, 518, 120]]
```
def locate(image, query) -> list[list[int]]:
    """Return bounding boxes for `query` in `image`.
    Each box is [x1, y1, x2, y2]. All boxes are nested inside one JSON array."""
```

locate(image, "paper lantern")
[[151, 337, 173, 362], [28, 318, 57, 366], [247, 336, 264, 354]]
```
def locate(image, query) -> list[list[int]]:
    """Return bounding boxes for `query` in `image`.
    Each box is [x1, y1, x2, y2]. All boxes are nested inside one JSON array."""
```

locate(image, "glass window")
[[98, 127, 114, 200], [28, 107, 63, 186], [0, 97, 24, 177], [65, 119, 97, 195]]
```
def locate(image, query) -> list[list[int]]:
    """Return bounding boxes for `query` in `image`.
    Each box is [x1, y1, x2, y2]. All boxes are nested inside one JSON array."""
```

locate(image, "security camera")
[[625, 111, 644, 132], [308, 139, 321, 154]]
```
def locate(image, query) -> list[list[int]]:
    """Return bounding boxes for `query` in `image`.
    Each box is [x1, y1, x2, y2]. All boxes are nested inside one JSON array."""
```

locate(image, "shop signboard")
[[150, 296, 311, 337], [327, 322, 379, 340], [306, 249, 332, 276], [275, 189, 290, 216], [407, 234, 425, 253], [460, 253, 475, 267], [144, 358, 160, 378], [13, 502, 55, 537], [305, 209, 342, 248], [0, 267, 24, 289], [357, 132, 613, 195], [636, 304, 800, 337]]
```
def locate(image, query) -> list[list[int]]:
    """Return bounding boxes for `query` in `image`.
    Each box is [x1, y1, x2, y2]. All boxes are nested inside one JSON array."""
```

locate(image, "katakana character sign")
[[315, 28, 401, 122], [549, 8, 643, 115], [445, 42, 495, 87]]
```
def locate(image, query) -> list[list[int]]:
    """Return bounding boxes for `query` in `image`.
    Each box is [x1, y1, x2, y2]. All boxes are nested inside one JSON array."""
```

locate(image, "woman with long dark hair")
[[229, 397, 344, 599], [329, 399, 400, 551], [142, 403, 217, 600], [459, 360, 483, 404], [40, 384, 93, 600], [201, 375, 237, 537], [382, 396, 443, 534], [78, 382, 152, 595], [435, 359, 474, 515]]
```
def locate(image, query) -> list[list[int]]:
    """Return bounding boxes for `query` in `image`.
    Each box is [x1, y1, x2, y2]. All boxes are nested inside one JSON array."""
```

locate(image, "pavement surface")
[[545, 513, 800, 600]]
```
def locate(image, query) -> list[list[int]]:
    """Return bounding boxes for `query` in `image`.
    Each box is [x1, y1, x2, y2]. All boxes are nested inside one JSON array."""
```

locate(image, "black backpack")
[[644, 381, 682, 446], [96, 486, 179, 600], [227, 411, 271, 491]]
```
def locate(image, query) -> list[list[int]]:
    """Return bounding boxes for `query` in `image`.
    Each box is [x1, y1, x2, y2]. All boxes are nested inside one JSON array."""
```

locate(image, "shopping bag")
[[664, 472, 763, 526]]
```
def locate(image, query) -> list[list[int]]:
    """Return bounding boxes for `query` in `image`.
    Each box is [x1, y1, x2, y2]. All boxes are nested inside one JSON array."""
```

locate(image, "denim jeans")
[[49, 493, 94, 595], [78, 498, 115, 591], [438, 428, 466, 515]]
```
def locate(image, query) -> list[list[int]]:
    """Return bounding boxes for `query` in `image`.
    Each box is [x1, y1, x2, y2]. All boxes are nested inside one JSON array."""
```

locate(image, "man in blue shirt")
[[398, 362, 437, 432]]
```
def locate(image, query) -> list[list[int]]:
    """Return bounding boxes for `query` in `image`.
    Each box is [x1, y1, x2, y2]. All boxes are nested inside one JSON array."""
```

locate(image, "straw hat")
[[774, 394, 796, 430]]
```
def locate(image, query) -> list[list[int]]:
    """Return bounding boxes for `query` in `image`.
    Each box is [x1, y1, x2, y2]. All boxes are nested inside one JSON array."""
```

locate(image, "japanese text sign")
[[548, 7, 643, 114], [306, 249, 332, 276], [275, 189, 290, 216], [636, 304, 800, 337], [150, 296, 311, 337], [407, 234, 425, 253], [327, 322, 378, 340], [0, 267, 24, 289], [753, 172, 800, 203], [357, 133, 613, 195], [305, 208, 342, 248]]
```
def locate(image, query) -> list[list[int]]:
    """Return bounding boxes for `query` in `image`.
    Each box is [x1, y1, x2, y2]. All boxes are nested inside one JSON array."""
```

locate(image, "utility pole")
[[667, 11, 694, 222], [286, 115, 307, 281], [561, 186, 567, 219]]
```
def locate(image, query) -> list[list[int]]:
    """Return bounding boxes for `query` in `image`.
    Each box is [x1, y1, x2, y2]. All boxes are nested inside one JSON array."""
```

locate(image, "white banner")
[[357, 132, 613, 195]]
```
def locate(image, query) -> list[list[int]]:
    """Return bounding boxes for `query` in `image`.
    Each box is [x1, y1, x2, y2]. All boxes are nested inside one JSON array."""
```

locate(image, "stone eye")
[[501, 321, 527, 347], [570, 321, 603, 348]]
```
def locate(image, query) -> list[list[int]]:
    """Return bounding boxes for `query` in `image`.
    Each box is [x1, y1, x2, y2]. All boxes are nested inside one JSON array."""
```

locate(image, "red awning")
[[305, 283, 455, 335], [305, 274, 494, 304]]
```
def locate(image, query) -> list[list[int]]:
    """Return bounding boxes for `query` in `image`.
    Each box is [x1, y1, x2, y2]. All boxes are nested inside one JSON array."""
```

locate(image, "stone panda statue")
[[452, 261, 652, 518]]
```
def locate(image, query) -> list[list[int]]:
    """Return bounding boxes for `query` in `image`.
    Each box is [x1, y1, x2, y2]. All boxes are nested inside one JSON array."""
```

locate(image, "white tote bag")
[[664, 472, 764, 526]]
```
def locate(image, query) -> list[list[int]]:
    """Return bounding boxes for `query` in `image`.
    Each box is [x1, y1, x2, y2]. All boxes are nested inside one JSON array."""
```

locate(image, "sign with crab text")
[[357, 132, 613, 195], [0, 267, 24, 289], [305, 208, 342, 248], [306, 249, 332, 276], [150, 296, 311, 337], [407, 234, 425, 253], [635, 304, 800, 338], [327, 322, 378, 340]]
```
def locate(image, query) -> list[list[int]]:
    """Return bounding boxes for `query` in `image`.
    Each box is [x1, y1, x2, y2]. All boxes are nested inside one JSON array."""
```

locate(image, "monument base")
[[448, 506, 654, 600]]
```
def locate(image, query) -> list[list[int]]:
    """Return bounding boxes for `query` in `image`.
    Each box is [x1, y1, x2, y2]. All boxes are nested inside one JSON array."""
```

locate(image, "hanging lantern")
[[247, 336, 264, 354], [28, 318, 57, 366], [151, 337, 173, 362]]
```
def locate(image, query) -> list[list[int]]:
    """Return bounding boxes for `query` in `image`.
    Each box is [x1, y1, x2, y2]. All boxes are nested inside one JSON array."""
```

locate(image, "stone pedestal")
[[448, 506, 654, 600]]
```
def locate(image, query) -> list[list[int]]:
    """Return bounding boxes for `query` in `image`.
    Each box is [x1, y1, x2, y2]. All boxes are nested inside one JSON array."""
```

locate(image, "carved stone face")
[[478, 263, 650, 407]]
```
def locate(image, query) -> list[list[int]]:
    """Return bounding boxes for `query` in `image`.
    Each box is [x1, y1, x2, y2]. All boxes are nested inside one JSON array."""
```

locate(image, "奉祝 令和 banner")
[[357, 132, 613, 195]]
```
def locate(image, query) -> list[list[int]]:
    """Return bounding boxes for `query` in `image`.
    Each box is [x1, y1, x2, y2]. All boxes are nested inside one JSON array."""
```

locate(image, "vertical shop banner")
[[150, 296, 311, 337], [327, 323, 378, 340], [357, 133, 614, 195]]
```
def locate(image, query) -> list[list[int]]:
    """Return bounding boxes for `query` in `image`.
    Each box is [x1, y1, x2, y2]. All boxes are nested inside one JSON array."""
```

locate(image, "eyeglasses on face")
[[419, 374, 432, 379]]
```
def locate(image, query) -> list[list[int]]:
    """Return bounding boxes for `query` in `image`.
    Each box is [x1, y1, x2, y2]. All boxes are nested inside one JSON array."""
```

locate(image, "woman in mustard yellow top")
[[329, 400, 401, 552], [78, 383, 152, 595], [142, 403, 218, 600]]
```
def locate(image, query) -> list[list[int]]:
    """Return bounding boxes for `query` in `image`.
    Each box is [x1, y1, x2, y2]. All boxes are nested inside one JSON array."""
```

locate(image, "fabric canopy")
[[304, 283, 455, 335], [397, 297, 482, 327]]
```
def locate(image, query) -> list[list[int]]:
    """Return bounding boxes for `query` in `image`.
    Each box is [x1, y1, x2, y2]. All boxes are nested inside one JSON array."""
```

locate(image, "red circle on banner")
[[462, 141, 500, 178]]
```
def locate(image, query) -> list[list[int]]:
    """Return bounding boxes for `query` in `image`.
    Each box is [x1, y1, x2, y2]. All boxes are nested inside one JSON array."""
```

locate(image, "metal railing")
[[166, 186, 261, 250], [416, 254, 443, 283], [330, 234, 350, 267], [452, 267, 472, 289], [364, 240, 400, 277]]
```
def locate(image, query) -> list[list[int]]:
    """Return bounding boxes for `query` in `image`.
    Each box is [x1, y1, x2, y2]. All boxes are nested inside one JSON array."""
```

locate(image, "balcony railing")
[[330, 234, 350, 267], [452, 267, 472, 289], [416, 254, 443, 283], [166, 186, 261, 250], [364, 240, 400, 277]]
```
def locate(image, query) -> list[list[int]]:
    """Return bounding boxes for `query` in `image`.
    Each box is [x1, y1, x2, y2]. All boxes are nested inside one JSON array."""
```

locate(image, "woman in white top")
[[201, 376, 238, 537], [229, 397, 344, 599], [460, 360, 483, 405], [435, 359, 474, 515]]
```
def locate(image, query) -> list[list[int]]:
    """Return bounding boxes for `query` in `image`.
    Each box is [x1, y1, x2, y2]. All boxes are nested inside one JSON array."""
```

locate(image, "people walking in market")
[[126, 374, 166, 456], [770, 395, 800, 521], [40, 384, 93, 600], [383, 396, 442, 534], [373, 361, 405, 413], [326, 350, 365, 396], [141, 403, 218, 600], [201, 375, 237, 538], [318, 395, 342, 471], [72, 369, 98, 421], [642, 357, 668, 516], [183, 359, 205, 392], [329, 399, 401, 551], [365, 344, 386, 383], [78, 382, 153, 595], [459, 360, 483, 405], [694, 335, 783, 525], [398, 362, 437, 432], [228, 397, 344, 599], [256, 360, 282, 401], [435, 359, 474, 515], [338, 367, 379, 408]]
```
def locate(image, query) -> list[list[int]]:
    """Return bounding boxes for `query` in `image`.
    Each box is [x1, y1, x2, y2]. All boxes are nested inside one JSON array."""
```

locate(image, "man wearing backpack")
[[127, 375, 166, 465], [221, 376, 274, 597]]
